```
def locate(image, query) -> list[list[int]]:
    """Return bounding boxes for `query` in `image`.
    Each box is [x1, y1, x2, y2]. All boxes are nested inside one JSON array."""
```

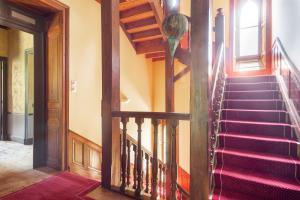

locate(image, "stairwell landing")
[[212, 75, 300, 200]]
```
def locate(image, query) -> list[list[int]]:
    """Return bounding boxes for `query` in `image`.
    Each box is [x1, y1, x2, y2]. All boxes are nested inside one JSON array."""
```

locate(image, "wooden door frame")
[[1, 0, 69, 170], [0, 57, 8, 141]]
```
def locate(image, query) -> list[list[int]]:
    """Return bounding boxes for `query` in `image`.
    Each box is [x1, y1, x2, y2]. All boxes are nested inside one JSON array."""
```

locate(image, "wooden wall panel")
[[68, 130, 102, 180]]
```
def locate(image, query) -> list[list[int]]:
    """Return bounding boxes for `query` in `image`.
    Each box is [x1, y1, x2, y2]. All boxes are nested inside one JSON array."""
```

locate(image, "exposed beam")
[[101, 0, 121, 188], [174, 66, 191, 82], [145, 51, 165, 58], [190, 0, 211, 199], [120, 4, 154, 23], [119, 0, 148, 11], [133, 35, 162, 42], [152, 57, 165, 62], [121, 11, 154, 23], [135, 39, 164, 54], [131, 28, 162, 42], [126, 17, 158, 33]]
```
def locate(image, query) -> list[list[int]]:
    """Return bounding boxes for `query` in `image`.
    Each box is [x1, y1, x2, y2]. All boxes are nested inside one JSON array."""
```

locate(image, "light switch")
[[71, 80, 77, 93]]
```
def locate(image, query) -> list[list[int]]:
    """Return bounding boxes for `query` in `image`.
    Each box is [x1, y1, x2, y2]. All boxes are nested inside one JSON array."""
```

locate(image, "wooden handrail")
[[272, 38, 300, 141], [208, 41, 226, 195], [210, 43, 225, 100], [273, 38, 300, 84], [112, 111, 190, 120], [177, 184, 190, 199]]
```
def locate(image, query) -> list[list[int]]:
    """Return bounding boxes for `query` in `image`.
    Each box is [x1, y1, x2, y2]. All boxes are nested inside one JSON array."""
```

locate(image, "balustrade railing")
[[208, 42, 226, 193], [112, 111, 190, 199]]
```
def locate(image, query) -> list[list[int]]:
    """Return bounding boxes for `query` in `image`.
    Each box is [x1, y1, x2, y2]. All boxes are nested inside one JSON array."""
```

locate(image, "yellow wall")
[[59, 0, 102, 145], [180, 0, 191, 17], [7, 29, 33, 114], [151, 59, 190, 172], [0, 28, 8, 57], [120, 27, 154, 151], [153, 60, 165, 112], [59, 0, 155, 148], [174, 60, 190, 173]]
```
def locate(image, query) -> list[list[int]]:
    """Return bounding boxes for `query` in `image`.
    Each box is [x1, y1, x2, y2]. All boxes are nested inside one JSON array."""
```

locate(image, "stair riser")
[[220, 122, 293, 138], [223, 100, 285, 110], [218, 135, 298, 158], [224, 91, 281, 100], [216, 153, 300, 180], [225, 83, 279, 91], [221, 110, 289, 123], [214, 173, 300, 200], [227, 76, 276, 84]]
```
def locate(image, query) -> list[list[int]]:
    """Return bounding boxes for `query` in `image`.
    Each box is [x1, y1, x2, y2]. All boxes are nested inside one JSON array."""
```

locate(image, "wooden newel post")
[[120, 117, 129, 193], [215, 8, 225, 52]]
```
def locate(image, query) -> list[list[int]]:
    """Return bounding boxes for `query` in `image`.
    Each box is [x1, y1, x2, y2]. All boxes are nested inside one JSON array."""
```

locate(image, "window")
[[237, 0, 261, 59]]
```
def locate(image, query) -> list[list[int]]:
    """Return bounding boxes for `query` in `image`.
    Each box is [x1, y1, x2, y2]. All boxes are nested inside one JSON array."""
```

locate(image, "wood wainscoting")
[[68, 130, 102, 180]]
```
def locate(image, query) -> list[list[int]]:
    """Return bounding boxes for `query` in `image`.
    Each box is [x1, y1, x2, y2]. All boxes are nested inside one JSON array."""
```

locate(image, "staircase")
[[213, 75, 300, 200]]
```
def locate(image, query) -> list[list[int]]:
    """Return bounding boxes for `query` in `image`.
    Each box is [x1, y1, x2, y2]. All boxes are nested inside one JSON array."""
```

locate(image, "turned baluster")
[[151, 119, 160, 199], [135, 117, 144, 198], [120, 117, 129, 193], [159, 163, 163, 198], [145, 153, 150, 193], [170, 119, 179, 200], [162, 166, 166, 199], [133, 144, 137, 189], [126, 140, 131, 186]]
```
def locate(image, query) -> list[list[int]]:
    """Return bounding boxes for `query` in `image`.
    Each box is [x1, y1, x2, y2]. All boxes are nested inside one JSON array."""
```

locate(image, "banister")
[[273, 38, 300, 84], [208, 41, 226, 194], [210, 43, 225, 100], [112, 111, 191, 120], [272, 38, 300, 141], [177, 183, 190, 199]]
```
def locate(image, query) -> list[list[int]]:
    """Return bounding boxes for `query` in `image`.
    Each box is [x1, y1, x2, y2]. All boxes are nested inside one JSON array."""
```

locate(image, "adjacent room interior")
[[0, 26, 37, 196]]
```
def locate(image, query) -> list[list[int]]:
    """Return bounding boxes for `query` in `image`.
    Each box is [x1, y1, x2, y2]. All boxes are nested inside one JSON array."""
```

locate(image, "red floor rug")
[[0, 172, 100, 200]]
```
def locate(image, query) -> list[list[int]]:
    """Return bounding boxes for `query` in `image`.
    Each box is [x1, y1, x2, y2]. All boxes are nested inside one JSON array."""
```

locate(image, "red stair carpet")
[[0, 172, 100, 200], [213, 75, 300, 200]]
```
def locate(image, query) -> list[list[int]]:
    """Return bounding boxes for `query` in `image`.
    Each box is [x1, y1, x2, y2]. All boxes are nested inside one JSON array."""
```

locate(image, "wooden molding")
[[178, 166, 190, 192], [174, 66, 190, 82], [68, 130, 102, 180]]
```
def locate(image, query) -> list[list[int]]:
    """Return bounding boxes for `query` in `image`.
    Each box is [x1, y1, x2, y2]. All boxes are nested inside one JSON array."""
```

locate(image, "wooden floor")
[[0, 141, 131, 200], [87, 188, 133, 200], [0, 141, 56, 197]]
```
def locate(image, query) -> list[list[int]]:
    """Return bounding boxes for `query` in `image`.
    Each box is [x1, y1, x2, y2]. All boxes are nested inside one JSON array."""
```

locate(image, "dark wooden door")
[[0, 57, 7, 141], [46, 13, 63, 170]]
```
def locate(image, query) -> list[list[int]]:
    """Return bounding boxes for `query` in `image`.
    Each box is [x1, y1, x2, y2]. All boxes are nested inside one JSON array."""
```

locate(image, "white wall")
[[273, 0, 300, 67]]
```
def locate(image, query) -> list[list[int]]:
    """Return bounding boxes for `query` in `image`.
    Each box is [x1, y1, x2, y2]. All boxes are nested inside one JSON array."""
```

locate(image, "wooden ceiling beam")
[[135, 39, 164, 54], [145, 52, 165, 58], [152, 57, 165, 62], [127, 23, 158, 33], [131, 28, 162, 42], [125, 17, 157, 33], [119, 0, 148, 11], [132, 35, 162, 42], [120, 11, 154, 23], [120, 3, 153, 23]]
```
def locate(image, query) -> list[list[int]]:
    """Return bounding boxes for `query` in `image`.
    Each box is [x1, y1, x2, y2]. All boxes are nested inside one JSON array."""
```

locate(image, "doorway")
[[0, 0, 69, 172]]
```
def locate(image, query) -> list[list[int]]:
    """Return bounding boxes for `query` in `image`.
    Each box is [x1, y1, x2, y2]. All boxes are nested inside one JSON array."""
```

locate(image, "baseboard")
[[178, 166, 190, 192], [9, 135, 33, 145], [68, 130, 102, 180]]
